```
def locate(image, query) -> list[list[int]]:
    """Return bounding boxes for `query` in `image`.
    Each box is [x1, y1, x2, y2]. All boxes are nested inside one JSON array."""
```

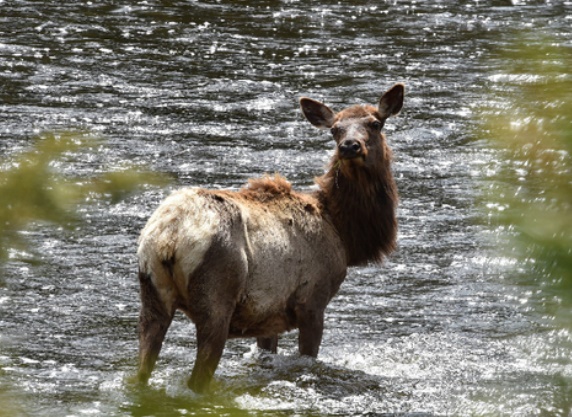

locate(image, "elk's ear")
[[300, 97, 335, 129], [378, 83, 405, 119]]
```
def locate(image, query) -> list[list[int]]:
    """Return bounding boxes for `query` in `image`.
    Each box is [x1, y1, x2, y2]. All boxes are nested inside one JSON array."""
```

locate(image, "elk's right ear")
[[300, 98, 335, 129]]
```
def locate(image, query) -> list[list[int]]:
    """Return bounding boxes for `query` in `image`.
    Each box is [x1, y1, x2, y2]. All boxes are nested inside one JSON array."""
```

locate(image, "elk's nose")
[[339, 139, 362, 159]]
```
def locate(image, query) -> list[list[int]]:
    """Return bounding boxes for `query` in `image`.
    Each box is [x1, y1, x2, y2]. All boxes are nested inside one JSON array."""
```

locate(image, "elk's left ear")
[[300, 97, 335, 129], [378, 83, 405, 119]]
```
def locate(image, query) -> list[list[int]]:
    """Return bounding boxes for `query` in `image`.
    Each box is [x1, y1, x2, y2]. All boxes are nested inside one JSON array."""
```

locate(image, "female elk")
[[136, 83, 404, 393]]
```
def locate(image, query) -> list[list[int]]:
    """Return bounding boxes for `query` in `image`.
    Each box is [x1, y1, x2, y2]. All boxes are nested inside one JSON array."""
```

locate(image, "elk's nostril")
[[351, 142, 360, 151], [341, 139, 357, 149]]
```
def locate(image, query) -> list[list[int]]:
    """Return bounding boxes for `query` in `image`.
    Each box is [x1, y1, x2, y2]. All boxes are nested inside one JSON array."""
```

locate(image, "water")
[[1, 1, 571, 416]]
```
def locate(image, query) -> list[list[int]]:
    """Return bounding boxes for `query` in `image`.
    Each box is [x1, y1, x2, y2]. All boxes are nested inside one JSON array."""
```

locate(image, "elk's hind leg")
[[185, 270, 243, 393], [136, 271, 175, 385], [185, 243, 249, 392], [257, 336, 278, 353], [187, 312, 233, 393]]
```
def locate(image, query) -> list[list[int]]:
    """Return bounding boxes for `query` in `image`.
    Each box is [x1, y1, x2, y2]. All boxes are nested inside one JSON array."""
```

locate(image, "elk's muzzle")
[[338, 138, 363, 160]]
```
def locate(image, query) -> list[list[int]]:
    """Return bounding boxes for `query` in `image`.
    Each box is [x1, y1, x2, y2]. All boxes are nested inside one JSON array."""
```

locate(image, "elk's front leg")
[[297, 307, 324, 357], [137, 271, 175, 384], [257, 336, 278, 353]]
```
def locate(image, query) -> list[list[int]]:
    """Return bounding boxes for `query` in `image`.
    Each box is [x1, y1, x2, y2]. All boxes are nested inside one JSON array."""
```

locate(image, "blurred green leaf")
[[481, 35, 572, 323], [0, 132, 170, 264]]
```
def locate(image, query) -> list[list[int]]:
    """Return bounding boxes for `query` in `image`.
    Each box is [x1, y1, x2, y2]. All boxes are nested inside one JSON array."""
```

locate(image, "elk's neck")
[[316, 160, 398, 266]]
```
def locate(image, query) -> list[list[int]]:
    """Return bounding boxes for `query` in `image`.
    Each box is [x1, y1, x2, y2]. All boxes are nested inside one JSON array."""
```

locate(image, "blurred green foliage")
[[0, 131, 169, 264], [482, 36, 572, 323], [0, 132, 169, 415], [0, 387, 22, 417]]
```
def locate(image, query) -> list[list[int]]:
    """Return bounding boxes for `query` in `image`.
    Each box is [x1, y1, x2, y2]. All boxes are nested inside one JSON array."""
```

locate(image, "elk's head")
[[300, 84, 404, 173]]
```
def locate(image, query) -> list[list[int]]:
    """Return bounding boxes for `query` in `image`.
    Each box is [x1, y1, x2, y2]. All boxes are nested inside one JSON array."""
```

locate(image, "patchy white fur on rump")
[[137, 188, 220, 289]]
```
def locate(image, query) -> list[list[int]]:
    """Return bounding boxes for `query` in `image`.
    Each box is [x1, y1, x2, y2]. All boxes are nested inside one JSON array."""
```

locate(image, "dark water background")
[[1, 1, 571, 416]]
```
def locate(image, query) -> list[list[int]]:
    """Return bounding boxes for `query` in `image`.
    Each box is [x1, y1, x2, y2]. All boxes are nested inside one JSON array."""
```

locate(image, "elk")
[[135, 83, 404, 393]]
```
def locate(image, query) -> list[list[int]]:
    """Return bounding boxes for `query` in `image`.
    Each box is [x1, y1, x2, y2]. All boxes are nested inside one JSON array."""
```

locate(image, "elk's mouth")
[[339, 153, 366, 164], [339, 149, 362, 160]]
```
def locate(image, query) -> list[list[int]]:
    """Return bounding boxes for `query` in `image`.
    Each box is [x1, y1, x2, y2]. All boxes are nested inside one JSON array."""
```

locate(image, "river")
[[1, 1, 571, 416]]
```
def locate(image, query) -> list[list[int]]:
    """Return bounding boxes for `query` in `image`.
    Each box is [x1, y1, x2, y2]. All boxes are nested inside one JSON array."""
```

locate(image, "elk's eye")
[[330, 127, 339, 136], [371, 121, 383, 131]]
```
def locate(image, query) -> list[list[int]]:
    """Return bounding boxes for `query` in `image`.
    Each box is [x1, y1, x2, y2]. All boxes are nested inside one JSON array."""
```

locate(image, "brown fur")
[[246, 173, 292, 195], [316, 128, 398, 265], [135, 84, 404, 393]]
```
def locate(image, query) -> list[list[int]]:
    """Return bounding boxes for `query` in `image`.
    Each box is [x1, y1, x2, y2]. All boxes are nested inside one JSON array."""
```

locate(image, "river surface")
[[1, 1, 571, 416]]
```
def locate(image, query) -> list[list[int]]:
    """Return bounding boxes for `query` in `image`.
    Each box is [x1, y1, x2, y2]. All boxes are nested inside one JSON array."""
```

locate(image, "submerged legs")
[[297, 308, 324, 358], [256, 336, 278, 354], [136, 272, 174, 384], [187, 314, 232, 393]]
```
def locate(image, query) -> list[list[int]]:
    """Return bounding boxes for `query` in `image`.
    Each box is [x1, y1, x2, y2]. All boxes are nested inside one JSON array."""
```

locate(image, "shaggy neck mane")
[[316, 155, 398, 266]]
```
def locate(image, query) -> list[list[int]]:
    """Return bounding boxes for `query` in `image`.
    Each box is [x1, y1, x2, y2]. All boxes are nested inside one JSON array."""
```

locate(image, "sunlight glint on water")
[[1, 2, 571, 416]]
